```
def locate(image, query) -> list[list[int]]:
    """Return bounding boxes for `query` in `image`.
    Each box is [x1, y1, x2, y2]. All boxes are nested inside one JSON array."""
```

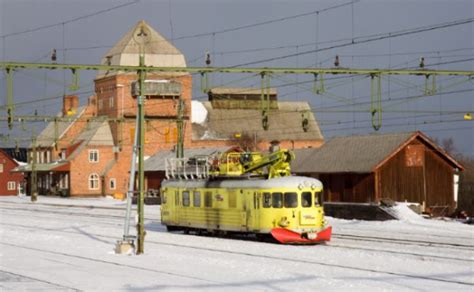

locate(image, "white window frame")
[[59, 173, 69, 189], [0, 163, 3, 173], [7, 181, 16, 191], [98, 99, 103, 110], [88, 149, 99, 163], [109, 96, 114, 108], [109, 178, 116, 190], [60, 149, 67, 160], [88, 173, 99, 190]]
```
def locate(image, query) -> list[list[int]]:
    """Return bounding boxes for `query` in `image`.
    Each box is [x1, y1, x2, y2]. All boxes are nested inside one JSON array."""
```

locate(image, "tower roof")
[[96, 20, 187, 78]]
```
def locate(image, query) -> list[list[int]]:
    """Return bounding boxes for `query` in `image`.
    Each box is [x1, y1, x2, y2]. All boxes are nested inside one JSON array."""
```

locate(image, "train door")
[[253, 192, 260, 231], [246, 191, 260, 231]]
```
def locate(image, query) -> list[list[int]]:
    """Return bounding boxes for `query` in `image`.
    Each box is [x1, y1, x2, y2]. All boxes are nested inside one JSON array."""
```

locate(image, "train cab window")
[[162, 193, 167, 204], [301, 192, 312, 208], [193, 191, 201, 207], [272, 192, 283, 208], [263, 192, 272, 208], [315, 191, 324, 206], [284, 192, 298, 208], [182, 191, 190, 207], [205, 191, 212, 208]]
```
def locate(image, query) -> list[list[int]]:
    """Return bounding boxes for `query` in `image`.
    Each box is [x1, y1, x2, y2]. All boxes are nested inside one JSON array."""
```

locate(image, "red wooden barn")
[[293, 131, 464, 216]]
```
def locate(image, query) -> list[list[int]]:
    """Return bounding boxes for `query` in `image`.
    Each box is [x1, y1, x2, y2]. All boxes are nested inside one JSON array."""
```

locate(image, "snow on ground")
[[0, 196, 472, 291], [390, 203, 425, 222]]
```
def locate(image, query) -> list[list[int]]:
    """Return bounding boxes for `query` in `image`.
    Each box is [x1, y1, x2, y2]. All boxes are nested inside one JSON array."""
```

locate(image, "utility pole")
[[135, 23, 149, 255], [31, 133, 37, 202], [176, 99, 184, 158]]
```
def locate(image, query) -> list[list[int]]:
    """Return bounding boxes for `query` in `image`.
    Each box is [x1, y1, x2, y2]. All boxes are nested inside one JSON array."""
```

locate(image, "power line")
[[47, 1, 357, 59], [171, 1, 357, 42], [233, 18, 474, 67], [0, 1, 140, 38]]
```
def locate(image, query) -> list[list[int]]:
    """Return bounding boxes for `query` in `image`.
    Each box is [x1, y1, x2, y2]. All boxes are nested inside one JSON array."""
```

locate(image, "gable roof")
[[73, 119, 114, 146], [34, 106, 86, 148], [292, 131, 463, 173], [96, 20, 187, 78], [192, 101, 323, 141], [0, 148, 19, 167]]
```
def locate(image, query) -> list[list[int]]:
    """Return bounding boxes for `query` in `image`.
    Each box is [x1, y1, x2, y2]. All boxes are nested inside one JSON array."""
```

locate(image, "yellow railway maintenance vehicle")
[[160, 148, 332, 244]]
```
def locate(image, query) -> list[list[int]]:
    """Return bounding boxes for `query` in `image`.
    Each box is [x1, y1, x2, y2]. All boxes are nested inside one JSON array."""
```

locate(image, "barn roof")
[[192, 101, 323, 141], [292, 131, 463, 173]]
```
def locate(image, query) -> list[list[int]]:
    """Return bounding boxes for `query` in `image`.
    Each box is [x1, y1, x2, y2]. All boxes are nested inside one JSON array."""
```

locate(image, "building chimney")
[[63, 95, 79, 116]]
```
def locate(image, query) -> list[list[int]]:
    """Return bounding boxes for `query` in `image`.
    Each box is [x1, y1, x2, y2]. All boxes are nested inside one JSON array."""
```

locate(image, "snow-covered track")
[[333, 233, 474, 250], [0, 241, 221, 285], [0, 269, 80, 291]]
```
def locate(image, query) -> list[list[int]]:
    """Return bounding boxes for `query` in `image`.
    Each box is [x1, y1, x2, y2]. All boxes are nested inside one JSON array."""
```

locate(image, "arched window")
[[89, 173, 99, 190]]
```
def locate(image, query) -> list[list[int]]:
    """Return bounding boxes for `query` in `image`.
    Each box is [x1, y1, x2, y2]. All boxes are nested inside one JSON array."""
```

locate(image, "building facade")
[[0, 149, 24, 195], [16, 20, 323, 198]]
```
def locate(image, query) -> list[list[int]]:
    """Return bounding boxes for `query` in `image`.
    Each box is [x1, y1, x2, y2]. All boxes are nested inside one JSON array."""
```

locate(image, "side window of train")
[[263, 192, 271, 208], [193, 191, 201, 207], [182, 191, 190, 207], [315, 191, 323, 206], [301, 192, 312, 208], [175, 191, 179, 205], [162, 191, 167, 204], [272, 192, 283, 208], [284, 192, 298, 208], [205, 191, 212, 208]]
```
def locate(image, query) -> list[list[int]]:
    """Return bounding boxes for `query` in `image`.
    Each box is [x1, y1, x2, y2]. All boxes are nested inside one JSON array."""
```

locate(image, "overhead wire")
[[232, 17, 474, 67], [0, 0, 140, 38]]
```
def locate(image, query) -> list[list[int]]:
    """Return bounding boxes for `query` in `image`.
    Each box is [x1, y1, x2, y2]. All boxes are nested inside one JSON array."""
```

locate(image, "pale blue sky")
[[0, 0, 473, 155]]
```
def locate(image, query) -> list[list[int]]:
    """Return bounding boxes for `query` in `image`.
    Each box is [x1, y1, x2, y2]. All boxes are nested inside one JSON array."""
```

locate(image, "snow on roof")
[[13, 159, 27, 166], [191, 100, 208, 124]]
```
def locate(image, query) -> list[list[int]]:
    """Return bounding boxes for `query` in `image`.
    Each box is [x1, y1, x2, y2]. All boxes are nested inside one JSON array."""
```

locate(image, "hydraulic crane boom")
[[214, 149, 295, 178]]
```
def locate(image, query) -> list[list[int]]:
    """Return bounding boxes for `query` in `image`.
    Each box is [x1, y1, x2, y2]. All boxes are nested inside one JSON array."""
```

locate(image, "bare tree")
[[441, 137, 456, 153], [235, 132, 259, 151]]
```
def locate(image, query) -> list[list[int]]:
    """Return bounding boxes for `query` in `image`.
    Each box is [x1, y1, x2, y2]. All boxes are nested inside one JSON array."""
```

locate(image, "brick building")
[[15, 20, 323, 198]]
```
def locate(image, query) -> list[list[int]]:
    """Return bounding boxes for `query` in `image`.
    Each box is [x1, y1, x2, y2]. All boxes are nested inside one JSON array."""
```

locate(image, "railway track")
[[1, 201, 472, 273], [0, 201, 474, 287], [3, 218, 473, 270], [0, 241, 221, 286], [0, 269, 79, 291], [332, 233, 474, 250], [0, 234, 472, 288], [2, 202, 470, 251]]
